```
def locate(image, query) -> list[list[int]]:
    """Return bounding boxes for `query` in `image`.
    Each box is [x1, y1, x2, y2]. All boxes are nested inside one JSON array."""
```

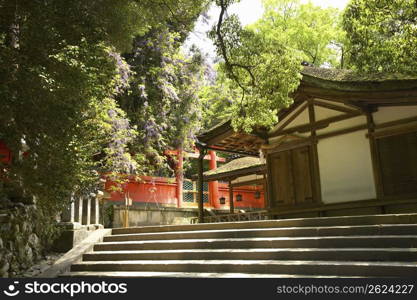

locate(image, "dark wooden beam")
[[205, 145, 260, 157], [317, 124, 368, 140], [300, 85, 417, 103], [373, 123, 417, 139], [203, 165, 266, 182], [375, 115, 417, 130], [269, 112, 362, 137], [313, 99, 361, 114], [205, 129, 236, 146]]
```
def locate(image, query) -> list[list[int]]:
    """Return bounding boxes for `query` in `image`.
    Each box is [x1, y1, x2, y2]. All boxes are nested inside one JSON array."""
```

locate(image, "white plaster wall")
[[318, 130, 376, 203], [316, 115, 367, 135], [373, 106, 417, 124], [315, 105, 344, 121]]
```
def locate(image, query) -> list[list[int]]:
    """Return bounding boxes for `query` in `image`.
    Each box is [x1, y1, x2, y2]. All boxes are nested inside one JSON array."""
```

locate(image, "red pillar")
[[208, 150, 219, 208], [175, 149, 183, 208]]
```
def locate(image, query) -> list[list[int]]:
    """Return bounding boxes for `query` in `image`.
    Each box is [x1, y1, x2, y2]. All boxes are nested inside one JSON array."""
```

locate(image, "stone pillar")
[[82, 197, 91, 225], [61, 200, 75, 223], [91, 197, 100, 225], [74, 197, 83, 224]]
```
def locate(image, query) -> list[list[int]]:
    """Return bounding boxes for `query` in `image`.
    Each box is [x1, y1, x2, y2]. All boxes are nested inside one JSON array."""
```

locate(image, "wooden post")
[[366, 111, 384, 200], [229, 180, 234, 214], [262, 173, 268, 210], [175, 147, 183, 208], [308, 99, 322, 203], [197, 148, 206, 223]]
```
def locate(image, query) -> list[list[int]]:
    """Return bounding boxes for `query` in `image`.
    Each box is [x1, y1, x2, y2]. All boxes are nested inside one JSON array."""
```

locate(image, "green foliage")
[[0, 0, 207, 212], [255, 0, 343, 67], [199, 70, 237, 130], [343, 0, 417, 74], [119, 28, 208, 176], [210, 0, 303, 132]]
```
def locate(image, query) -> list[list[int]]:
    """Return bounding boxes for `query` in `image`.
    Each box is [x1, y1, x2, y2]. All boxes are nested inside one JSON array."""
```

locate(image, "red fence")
[[105, 176, 265, 210]]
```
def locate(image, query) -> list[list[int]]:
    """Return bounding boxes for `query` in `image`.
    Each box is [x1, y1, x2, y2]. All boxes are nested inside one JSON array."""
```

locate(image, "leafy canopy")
[[209, 0, 303, 133], [0, 0, 208, 209], [254, 0, 343, 67], [343, 0, 417, 74]]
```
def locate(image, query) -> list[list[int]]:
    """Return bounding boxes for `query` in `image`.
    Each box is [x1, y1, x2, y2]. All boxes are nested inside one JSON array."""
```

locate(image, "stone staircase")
[[64, 213, 417, 277]]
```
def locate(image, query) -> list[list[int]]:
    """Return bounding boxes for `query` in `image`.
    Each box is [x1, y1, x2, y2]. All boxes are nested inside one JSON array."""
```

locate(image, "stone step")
[[83, 248, 417, 262], [94, 236, 417, 251], [104, 224, 417, 242], [112, 213, 417, 235], [70, 260, 417, 277], [62, 271, 347, 278]]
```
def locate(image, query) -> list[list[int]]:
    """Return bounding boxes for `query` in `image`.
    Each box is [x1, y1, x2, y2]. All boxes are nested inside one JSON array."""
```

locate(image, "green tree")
[[117, 2, 210, 176], [0, 0, 208, 210], [209, 0, 303, 132], [343, 0, 417, 74], [199, 68, 237, 129], [255, 0, 343, 67]]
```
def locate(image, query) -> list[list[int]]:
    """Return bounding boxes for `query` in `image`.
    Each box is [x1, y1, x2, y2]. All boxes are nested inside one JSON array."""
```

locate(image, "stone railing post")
[[91, 197, 100, 225], [60, 200, 75, 223], [74, 197, 83, 224], [82, 197, 91, 225]]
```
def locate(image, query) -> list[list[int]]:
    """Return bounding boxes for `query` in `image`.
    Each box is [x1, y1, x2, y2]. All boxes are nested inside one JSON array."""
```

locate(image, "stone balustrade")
[[61, 194, 101, 227]]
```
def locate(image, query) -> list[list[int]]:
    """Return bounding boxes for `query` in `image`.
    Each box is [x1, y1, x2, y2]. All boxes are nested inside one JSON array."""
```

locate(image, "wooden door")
[[269, 146, 314, 207], [270, 151, 295, 206], [292, 147, 314, 204], [377, 131, 417, 197]]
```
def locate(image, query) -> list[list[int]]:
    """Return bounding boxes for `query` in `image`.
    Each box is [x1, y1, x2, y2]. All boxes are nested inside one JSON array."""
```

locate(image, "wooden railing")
[[191, 197, 417, 224]]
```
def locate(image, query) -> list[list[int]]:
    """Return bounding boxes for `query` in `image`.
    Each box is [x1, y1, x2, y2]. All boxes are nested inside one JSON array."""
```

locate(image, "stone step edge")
[[61, 271, 360, 278], [84, 247, 417, 255], [96, 235, 417, 245], [71, 260, 417, 267], [107, 224, 417, 239], [112, 212, 417, 234]]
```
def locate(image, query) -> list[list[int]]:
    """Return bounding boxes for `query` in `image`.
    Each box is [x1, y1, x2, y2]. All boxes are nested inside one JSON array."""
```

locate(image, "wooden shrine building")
[[195, 66, 417, 223]]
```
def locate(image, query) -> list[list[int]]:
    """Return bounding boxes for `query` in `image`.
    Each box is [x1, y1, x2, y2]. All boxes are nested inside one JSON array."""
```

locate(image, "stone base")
[[52, 223, 104, 253]]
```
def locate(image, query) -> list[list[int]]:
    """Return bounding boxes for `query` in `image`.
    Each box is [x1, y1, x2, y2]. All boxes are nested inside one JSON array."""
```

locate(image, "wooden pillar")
[[229, 181, 234, 214], [208, 150, 219, 207], [175, 148, 183, 208], [262, 173, 268, 209], [308, 99, 322, 203], [366, 111, 384, 200], [197, 148, 206, 223]]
